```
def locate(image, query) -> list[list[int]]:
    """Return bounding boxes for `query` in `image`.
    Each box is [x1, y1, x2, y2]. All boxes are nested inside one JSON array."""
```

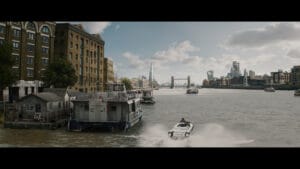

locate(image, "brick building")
[[1, 21, 55, 102], [54, 23, 105, 93]]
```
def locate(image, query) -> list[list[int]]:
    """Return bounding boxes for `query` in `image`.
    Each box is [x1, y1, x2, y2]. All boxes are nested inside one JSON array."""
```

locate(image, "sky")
[[68, 22, 300, 85]]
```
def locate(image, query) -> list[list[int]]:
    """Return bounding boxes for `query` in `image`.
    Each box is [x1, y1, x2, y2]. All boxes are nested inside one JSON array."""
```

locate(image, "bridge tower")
[[171, 76, 174, 89], [187, 76, 191, 88]]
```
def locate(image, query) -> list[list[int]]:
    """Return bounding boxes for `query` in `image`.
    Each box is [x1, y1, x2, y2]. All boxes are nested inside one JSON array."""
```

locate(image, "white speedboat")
[[264, 87, 275, 92], [168, 122, 194, 139], [186, 88, 198, 94]]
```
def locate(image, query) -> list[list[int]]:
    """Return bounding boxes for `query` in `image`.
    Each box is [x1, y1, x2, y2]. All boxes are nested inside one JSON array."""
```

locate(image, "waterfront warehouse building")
[[54, 23, 105, 93], [104, 57, 115, 85], [291, 66, 300, 86], [0, 21, 56, 102]]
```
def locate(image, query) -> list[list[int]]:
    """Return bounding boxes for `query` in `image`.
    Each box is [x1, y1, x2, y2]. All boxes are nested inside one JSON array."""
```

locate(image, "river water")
[[0, 88, 300, 147]]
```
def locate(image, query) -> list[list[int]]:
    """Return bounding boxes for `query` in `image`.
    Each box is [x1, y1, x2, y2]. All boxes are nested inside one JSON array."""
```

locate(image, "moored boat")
[[295, 89, 300, 96], [141, 89, 155, 104], [68, 83, 143, 132]]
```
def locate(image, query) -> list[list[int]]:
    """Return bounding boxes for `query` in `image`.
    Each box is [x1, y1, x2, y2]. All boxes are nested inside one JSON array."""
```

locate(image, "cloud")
[[68, 22, 111, 34], [122, 52, 146, 69], [287, 48, 300, 59], [225, 23, 300, 48], [152, 40, 200, 64]]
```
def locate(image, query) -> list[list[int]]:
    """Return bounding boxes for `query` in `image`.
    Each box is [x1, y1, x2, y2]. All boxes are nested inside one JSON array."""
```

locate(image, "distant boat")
[[295, 89, 300, 96], [186, 87, 198, 94], [141, 89, 155, 104], [264, 87, 275, 92]]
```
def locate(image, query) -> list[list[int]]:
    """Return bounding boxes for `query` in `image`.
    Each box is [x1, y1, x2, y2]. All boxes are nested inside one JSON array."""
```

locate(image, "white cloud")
[[152, 40, 200, 63], [225, 22, 300, 48], [122, 52, 146, 70], [68, 22, 111, 34]]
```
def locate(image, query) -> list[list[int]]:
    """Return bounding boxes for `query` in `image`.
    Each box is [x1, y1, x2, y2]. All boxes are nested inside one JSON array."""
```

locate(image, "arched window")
[[26, 22, 36, 31], [41, 26, 50, 34]]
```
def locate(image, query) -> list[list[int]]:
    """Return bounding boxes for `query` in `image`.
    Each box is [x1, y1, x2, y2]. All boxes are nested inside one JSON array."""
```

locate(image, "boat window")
[[110, 106, 117, 111], [132, 102, 136, 112], [84, 103, 89, 111]]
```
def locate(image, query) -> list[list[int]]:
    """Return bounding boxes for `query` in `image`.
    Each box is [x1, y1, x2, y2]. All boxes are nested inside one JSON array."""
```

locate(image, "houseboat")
[[68, 83, 143, 131], [4, 92, 67, 129], [140, 89, 155, 104], [295, 89, 300, 96]]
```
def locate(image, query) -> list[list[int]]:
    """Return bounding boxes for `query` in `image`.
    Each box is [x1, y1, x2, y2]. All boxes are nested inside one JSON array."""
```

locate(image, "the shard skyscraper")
[[149, 62, 153, 88]]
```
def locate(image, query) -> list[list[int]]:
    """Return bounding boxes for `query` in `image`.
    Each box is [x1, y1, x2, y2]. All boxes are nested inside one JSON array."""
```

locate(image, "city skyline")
[[67, 22, 300, 84]]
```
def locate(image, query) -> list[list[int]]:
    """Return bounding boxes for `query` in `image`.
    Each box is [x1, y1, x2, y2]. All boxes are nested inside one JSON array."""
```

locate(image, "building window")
[[14, 55, 19, 64], [70, 41, 73, 48], [86, 40, 88, 45], [27, 32, 35, 40], [27, 44, 34, 53], [27, 22, 36, 30], [69, 52, 72, 60], [86, 50, 89, 56], [13, 42, 19, 49], [40, 69, 45, 77], [70, 33, 73, 38], [36, 104, 41, 112], [41, 26, 50, 34], [13, 29, 21, 37], [27, 57, 34, 65], [0, 25, 5, 34], [76, 54, 78, 60], [42, 58, 48, 65], [80, 57, 83, 65], [76, 44, 78, 49], [42, 36, 49, 44], [12, 68, 19, 77], [42, 47, 49, 54], [0, 39, 4, 45], [25, 87, 28, 95], [27, 69, 33, 77]]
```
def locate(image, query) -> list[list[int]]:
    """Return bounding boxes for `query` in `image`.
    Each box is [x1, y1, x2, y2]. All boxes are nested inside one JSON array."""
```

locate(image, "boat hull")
[[68, 113, 143, 131]]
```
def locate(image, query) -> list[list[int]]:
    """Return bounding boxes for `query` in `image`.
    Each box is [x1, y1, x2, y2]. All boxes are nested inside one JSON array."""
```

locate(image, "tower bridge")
[[171, 76, 191, 89]]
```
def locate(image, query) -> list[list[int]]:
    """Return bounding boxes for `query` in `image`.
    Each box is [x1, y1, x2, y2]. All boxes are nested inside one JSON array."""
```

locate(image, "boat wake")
[[138, 123, 254, 147]]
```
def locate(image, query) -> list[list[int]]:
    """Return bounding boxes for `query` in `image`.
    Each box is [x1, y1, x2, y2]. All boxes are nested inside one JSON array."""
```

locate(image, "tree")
[[120, 78, 133, 90], [0, 41, 17, 101], [42, 57, 77, 88]]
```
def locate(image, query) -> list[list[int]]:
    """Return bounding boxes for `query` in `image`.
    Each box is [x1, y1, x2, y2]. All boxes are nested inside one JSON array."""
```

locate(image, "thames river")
[[1, 88, 300, 147]]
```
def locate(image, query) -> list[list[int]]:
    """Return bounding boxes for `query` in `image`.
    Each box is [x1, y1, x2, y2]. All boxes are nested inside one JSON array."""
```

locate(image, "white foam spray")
[[138, 123, 254, 147]]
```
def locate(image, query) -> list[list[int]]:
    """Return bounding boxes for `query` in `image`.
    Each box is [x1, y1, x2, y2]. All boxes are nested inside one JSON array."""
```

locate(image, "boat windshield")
[[178, 123, 190, 127]]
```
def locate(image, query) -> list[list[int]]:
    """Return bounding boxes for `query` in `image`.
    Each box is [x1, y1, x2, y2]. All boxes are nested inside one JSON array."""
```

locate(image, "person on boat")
[[179, 118, 190, 126], [180, 118, 186, 123]]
